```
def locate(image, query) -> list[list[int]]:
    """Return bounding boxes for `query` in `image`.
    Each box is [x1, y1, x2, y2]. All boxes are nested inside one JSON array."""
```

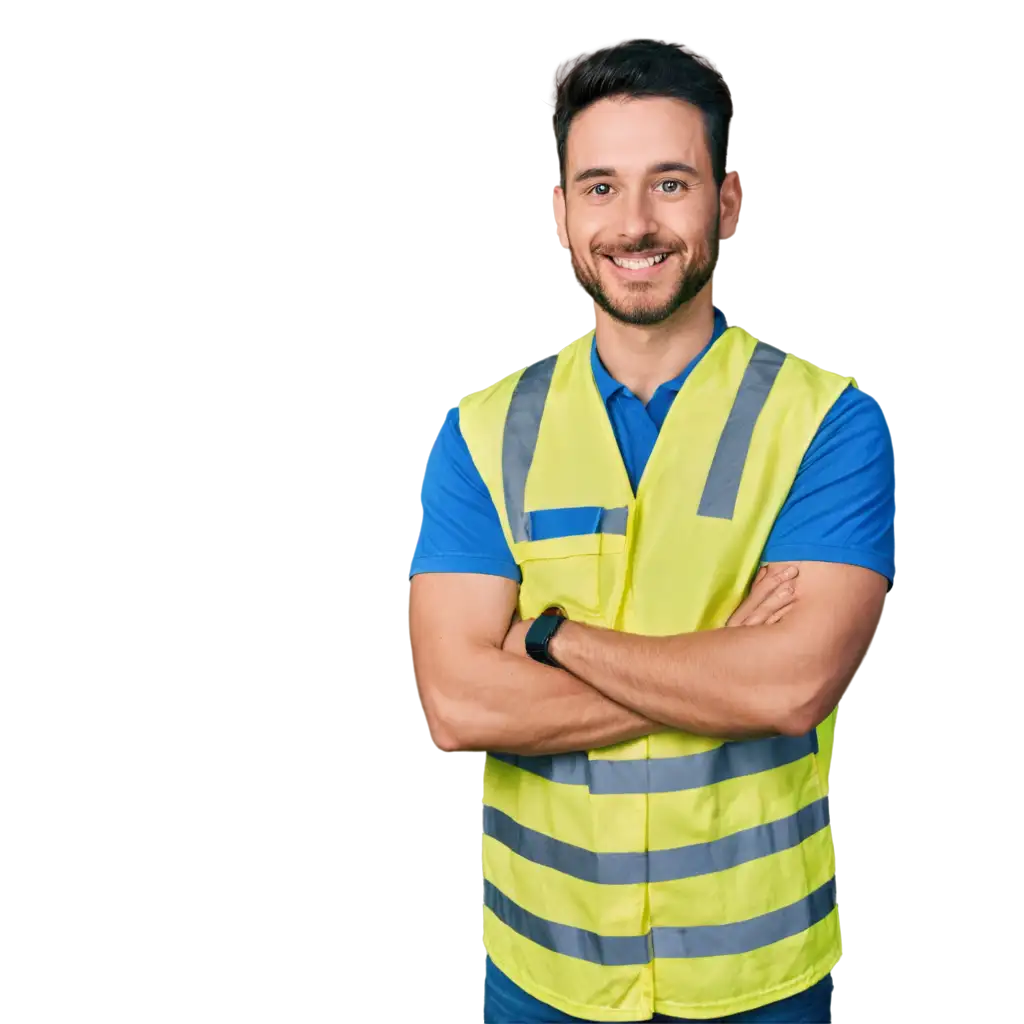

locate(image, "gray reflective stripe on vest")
[[489, 731, 817, 795], [485, 876, 837, 964], [504, 341, 786, 532], [503, 355, 558, 543], [598, 506, 629, 534], [483, 797, 829, 885], [484, 879, 651, 966], [652, 876, 837, 958], [698, 342, 787, 520], [501, 353, 629, 543]]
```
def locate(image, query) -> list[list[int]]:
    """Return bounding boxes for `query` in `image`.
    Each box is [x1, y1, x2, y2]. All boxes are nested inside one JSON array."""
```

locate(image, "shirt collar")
[[591, 306, 729, 404]]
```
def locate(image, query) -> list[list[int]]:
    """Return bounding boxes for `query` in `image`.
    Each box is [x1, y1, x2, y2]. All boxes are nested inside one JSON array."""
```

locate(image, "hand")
[[505, 564, 798, 653], [726, 564, 799, 627]]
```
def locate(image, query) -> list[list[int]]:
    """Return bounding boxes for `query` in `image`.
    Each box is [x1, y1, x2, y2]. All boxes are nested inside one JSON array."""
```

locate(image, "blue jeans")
[[484, 957, 833, 1023]]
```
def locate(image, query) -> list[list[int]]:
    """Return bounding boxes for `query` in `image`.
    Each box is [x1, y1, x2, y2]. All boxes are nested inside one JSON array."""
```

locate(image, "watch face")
[[526, 612, 565, 665]]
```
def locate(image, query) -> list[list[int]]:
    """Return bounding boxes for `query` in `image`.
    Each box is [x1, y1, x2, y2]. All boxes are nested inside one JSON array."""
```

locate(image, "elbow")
[[425, 705, 468, 752], [429, 710, 474, 752], [414, 647, 502, 752], [772, 664, 842, 738], [775, 704, 824, 738], [423, 690, 479, 753]]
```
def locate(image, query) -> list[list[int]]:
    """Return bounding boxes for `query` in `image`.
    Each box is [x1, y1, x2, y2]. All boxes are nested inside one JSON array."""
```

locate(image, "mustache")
[[592, 238, 683, 257]]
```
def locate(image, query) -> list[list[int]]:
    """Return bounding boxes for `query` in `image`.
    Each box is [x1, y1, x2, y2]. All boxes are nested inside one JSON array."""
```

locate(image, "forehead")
[[565, 96, 710, 175]]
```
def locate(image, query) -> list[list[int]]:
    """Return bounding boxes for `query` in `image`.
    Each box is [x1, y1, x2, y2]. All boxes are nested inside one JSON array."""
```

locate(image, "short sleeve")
[[409, 408, 522, 581], [762, 386, 896, 589]]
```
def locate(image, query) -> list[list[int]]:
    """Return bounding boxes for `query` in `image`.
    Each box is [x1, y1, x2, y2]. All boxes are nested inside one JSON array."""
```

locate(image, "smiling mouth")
[[606, 253, 670, 269]]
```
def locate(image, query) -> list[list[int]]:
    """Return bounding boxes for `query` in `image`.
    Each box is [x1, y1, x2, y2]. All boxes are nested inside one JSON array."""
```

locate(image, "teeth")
[[611, 254, 668, 269]]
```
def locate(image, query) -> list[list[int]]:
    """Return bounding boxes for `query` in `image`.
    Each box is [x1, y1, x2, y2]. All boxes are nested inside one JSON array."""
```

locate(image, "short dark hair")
[[554, 39, 733, 189]]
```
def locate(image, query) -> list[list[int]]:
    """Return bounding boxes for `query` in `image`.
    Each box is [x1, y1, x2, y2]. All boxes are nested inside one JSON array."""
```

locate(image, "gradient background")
[[1, 3, 1017, 1021]]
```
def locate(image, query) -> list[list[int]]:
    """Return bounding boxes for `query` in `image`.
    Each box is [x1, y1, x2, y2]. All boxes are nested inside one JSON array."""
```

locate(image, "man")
[[409, 39, 894, 1024]]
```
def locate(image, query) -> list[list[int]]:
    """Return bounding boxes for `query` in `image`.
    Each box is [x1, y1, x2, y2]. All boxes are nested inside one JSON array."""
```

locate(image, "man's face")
[[555, 96, 736, 326]]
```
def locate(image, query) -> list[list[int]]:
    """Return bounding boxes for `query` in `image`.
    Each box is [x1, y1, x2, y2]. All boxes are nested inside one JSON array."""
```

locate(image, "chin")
[[605, 304, 676, 327]]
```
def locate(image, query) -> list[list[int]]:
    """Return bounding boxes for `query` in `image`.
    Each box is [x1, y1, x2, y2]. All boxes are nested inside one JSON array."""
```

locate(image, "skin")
[[410, 95, 888, 754], [412, 565, 804, 754], [501, 563, 885, 740], [553, 95, 742, 401]]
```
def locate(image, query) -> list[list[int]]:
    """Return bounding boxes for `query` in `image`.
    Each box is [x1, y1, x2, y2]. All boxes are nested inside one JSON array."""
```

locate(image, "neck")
[[593, 289, 717, 403]]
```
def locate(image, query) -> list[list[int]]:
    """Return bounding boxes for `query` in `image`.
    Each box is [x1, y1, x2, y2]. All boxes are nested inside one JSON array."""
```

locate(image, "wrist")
[[524, 608, 568, 667], [547, 618, 582, 668]]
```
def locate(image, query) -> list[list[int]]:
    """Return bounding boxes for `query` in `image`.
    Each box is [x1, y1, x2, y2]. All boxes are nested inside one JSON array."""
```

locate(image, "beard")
[[569, 215, 720, 326]]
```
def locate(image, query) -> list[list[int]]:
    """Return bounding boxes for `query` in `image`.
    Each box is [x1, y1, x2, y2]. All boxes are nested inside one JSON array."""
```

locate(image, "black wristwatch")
[[525, 609, 567, 667]]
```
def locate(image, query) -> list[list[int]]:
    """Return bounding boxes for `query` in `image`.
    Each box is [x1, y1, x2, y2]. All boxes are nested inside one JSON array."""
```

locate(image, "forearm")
[[549, 619, 822, 739], [420, 644, 664, 755]]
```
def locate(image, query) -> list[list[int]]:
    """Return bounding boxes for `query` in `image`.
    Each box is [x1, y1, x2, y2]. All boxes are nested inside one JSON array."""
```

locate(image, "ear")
[[718, 171, 742, 240], [553, 186, 569, 249]]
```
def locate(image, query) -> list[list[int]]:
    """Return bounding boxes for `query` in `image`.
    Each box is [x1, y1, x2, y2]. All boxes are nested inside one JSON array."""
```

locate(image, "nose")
[[619, 187, 659, 244]]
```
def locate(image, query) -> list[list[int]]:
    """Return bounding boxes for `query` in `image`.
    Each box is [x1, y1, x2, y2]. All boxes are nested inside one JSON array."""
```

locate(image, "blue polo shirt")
[[411, 308, 895, 587], [415, 309, 892, 1017]]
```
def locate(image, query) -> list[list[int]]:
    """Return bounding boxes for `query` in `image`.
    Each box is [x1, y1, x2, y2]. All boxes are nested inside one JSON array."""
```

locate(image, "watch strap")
[[525, 611, 566, 667]]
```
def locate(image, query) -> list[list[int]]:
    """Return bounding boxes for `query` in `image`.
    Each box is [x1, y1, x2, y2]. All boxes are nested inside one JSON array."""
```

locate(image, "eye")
[[655, 179, 689, 195], [586, 182, 613, 196]]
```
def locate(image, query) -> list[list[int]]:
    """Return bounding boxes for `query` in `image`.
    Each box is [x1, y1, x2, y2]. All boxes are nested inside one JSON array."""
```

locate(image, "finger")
[[726, 566, 774, 626], [765, 602, 796, 626], [741, 593, 794, 622], [752, 564, 772, 591], [747, 564, 798, 610], [728, 564, 798, 625], [759, 563, 798, 592], [755, 579, 798, 618], [740, 583, 796, 626], [753, 569, 798, 598]]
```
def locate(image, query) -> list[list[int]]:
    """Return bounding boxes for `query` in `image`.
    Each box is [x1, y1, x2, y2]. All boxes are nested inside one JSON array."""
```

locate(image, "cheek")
[[565, 221, 589, 255], [566, 207, 607, 255], [662, 205, 705, 244]]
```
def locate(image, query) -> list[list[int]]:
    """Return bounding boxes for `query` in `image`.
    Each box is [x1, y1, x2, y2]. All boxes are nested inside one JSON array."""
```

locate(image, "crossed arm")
[[409, 562, 887, 755]]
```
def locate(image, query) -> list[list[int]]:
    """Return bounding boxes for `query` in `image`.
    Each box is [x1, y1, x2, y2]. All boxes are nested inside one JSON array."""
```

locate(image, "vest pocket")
[[514, 531, 626, 623]]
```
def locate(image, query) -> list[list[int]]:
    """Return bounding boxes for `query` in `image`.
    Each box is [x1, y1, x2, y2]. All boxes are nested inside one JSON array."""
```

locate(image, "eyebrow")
[[573, 161, 700, 184]]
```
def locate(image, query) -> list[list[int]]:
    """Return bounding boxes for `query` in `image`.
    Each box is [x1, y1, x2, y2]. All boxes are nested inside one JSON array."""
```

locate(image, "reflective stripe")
[[598, 505, 628, 534], [697, 342, 787, 520], [484, 879, 651, 966], [503, 355, 558, 543], [483, 797, 830, 885], [485, 877, 837, 964], [502, 340, 787, 531], [652, 876, 837, 958], [489, 732, 818, 795]]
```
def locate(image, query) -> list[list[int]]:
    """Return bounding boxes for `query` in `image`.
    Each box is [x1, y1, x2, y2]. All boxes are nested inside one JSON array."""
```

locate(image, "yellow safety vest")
[[458, 326, 856, 1021]]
